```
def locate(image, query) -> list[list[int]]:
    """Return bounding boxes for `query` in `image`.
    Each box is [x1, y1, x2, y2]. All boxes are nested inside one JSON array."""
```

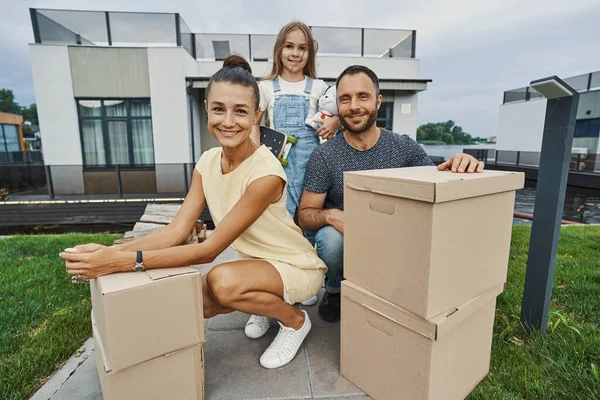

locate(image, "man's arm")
[[297, 189, 344, 234]]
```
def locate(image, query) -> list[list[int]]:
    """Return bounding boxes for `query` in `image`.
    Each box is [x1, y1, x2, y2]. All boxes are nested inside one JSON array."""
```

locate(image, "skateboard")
[[260, 126, 297, 166]]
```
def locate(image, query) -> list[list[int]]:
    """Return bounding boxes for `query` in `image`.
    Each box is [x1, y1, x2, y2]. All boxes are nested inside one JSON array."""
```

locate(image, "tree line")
[[417, 120, 489, 145], [0, 89, 38, 126]]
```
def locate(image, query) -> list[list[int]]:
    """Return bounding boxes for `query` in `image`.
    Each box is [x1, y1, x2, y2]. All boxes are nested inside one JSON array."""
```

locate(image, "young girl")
[[59, 55, 326, 370], [246, 21, 340, 336], [252, 21, 340, 220]]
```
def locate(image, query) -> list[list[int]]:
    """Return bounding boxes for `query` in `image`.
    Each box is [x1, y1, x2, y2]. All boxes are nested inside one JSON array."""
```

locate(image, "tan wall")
[[0, 112, 24, 150], [69, 47, 150, 97]]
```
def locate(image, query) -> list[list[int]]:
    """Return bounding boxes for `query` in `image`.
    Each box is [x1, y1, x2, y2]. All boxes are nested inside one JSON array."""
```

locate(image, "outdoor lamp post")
[[520, 76, 580, 333]]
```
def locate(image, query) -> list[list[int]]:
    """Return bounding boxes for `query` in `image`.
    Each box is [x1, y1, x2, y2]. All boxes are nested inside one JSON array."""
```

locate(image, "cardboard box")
[[340, 280, 502, 400], [90, 266, 204, 372], [93, 314, 204, 400], [344, 166, 523, 319]]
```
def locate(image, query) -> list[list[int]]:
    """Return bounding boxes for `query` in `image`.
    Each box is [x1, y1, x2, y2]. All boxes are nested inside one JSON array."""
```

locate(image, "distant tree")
[[442, 133, 454, 144], [22, 104, 38, 125], [417, 120, 473, 145], [0, 89, 22, 114], [417, 123, 446, 142]]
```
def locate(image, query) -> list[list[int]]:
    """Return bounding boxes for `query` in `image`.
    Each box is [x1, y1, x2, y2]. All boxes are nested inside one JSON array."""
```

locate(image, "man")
[[298, 65, 485, 322]]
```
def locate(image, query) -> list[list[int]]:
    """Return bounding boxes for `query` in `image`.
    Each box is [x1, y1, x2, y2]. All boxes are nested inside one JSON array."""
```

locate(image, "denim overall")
[[272, 77, 319, 220]]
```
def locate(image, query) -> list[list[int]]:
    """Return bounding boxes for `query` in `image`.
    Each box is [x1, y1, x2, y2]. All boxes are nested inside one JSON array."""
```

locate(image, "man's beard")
[[339, 108, 378, 135]]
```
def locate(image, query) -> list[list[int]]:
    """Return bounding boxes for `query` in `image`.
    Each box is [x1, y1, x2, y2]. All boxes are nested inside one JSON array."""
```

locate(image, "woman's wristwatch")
[[132, 250, 146, 272]]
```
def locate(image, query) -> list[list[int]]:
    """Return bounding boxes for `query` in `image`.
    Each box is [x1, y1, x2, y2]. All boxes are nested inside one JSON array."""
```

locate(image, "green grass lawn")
[[0, 227, 599, 399], [0, 233, 120, 400], [470, 225, 600, 400]]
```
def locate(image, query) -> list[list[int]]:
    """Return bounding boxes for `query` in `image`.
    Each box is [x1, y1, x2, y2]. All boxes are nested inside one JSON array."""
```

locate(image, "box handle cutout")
[[369, 201, 395, 215], [363, 304, 398, 336]]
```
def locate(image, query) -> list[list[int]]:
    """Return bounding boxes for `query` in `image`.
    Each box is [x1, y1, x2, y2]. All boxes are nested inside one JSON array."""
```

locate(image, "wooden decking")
[[0, 199, 212, 229]]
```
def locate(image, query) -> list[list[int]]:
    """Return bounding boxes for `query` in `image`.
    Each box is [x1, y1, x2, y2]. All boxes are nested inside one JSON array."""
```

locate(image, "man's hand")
[[437, 153, 484, 173], [326, 208, 344, 235]]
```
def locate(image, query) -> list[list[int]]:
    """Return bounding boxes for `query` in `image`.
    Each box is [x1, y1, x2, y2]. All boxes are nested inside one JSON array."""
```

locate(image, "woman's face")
[[280, 28, 309, 75], [205, 82, 258, 149]]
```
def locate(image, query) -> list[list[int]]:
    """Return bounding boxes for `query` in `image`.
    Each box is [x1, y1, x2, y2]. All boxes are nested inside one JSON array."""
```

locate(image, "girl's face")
[[205, 82, 258, 149], [280, 28, 309, 76]]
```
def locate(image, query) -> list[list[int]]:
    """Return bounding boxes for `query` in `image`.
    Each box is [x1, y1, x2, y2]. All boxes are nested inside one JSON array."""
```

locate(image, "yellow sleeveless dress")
[[195, 145, 326, 304]]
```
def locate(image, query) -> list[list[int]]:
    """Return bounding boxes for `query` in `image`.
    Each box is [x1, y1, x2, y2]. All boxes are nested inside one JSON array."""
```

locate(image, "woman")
[[60, 55, 327, 370]]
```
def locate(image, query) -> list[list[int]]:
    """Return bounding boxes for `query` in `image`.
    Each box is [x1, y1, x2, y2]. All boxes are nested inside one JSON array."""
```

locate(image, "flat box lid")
[[341, 281, 503, 340], [96, 266, 199, 294], [345, 166, 524, 203]]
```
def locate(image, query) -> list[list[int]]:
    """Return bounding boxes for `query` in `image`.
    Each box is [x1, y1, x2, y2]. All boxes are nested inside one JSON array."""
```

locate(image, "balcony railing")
[[503, 71, 600, 104], [0, 163, 196, 200], [0, 151, 44, 165], [463, 148, 600, 173], [30, 8, 416, 61]]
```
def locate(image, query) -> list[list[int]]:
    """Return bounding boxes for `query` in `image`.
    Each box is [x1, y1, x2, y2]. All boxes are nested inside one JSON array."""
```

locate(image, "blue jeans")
[[314, 225, 344, 293]]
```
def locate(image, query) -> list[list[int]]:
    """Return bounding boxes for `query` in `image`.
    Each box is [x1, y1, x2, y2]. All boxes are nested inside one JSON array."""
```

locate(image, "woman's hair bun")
[[222, 55, 252, 74]]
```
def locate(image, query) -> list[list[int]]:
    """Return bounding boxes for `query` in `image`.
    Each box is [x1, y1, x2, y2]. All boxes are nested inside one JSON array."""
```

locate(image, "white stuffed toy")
[[306, 86, 337, 143]]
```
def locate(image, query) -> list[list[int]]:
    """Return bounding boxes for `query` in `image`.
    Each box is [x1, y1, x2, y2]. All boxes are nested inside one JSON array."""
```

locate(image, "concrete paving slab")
[[305, 327, 364, 398], [46, 351, 101, 400], [30, 338, 96, 400], [204, 330, 312, 399]]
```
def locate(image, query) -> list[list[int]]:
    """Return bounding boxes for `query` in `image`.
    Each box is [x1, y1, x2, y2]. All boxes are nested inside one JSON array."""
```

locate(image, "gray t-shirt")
[[303, 129, 434, 210]]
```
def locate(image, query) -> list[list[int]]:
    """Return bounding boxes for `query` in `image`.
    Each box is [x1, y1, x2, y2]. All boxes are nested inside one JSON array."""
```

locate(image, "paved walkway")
[[31, 247, 370, 400]]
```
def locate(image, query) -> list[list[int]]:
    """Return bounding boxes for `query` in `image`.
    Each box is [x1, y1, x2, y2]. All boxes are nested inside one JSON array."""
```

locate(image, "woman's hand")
[[314, 116, 341, 140], [59, 243, 134, 280]]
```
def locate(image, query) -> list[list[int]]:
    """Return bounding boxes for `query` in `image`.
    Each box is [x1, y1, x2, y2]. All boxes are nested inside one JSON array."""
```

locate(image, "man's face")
[[337, 72, 382, 134]]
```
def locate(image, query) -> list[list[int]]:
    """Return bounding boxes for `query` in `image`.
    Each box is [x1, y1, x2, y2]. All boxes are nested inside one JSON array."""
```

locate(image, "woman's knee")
[[206, 265, 241, 307]]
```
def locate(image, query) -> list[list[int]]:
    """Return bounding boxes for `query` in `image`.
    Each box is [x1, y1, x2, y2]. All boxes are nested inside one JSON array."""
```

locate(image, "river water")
[[421, 144, 600, 225]]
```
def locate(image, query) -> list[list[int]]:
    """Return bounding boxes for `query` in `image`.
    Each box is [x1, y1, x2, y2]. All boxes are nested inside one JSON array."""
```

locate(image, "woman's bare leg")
[[202, 259, 304, 329]]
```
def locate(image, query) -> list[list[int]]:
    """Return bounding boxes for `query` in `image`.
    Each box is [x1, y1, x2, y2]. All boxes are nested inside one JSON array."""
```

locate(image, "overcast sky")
[[1, 0, 599, 138]]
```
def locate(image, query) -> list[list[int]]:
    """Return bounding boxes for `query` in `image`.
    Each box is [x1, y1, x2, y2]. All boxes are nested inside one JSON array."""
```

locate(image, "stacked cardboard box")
[[341, 166, 524, 400], [91, 266, 205, 400]]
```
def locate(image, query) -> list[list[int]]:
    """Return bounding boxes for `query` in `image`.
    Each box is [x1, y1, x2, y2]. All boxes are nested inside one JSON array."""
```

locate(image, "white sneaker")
[[245, 315, 270, 339], [300, 295, 318, 306], [260, 310, 311, 369]]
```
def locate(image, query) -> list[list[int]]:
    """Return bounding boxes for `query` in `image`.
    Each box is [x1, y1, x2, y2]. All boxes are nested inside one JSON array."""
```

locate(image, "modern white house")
[[496, 71, 600, 172], [28, 8, 431, 196]]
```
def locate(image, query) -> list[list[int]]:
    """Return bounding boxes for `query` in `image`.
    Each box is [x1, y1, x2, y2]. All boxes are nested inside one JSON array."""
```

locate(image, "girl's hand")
[[59, 244, 134, 280], [314, 116, 340, 140]]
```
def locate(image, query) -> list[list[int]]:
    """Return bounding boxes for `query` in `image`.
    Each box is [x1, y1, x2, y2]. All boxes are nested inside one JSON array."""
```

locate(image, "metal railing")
[[0, 163, 195, 200], [30, 8, 417, 61], [503, 71, 600, 104], [0, 151, 44, 165], [463, 148, 600, 173]]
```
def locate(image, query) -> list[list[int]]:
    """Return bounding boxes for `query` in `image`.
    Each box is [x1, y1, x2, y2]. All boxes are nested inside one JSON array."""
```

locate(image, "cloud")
[[0, 0, 598, 138]]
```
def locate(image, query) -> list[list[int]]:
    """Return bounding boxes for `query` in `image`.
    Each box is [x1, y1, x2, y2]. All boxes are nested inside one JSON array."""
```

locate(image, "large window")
[[78, 99, 155, 166], [574, 118, 600, 138], [0, 124, 20, 153], [376, 102, 394, 130]]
